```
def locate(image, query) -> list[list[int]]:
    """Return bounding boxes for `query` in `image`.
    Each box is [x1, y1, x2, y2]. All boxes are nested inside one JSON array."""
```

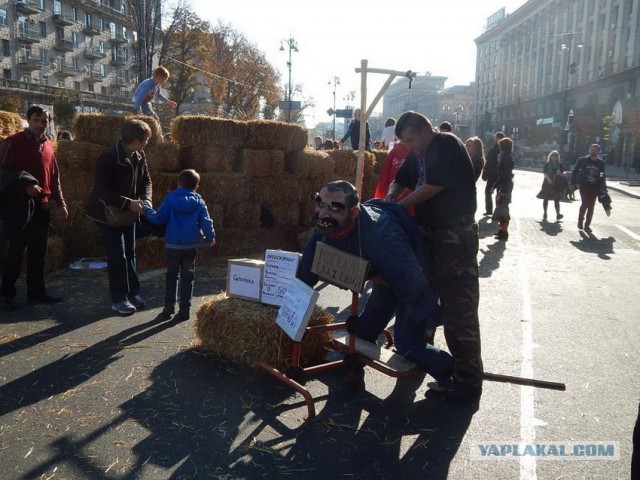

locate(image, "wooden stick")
[[484, 372, 566, 391]]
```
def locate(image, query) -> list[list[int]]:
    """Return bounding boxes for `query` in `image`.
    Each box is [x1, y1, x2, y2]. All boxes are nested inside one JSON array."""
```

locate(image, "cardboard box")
[[226, 258, 265, 302]]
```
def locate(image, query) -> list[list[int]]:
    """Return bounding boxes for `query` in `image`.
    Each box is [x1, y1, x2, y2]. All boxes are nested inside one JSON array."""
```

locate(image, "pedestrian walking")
[[482, 132, 505, 216], [536, 150, 565, 222], [493, 137, 515, 241], [570, 143, 607, 232]]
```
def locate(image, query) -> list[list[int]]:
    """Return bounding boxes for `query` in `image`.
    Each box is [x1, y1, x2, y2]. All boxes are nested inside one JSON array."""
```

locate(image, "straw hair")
[[0, 111, 24, 141]]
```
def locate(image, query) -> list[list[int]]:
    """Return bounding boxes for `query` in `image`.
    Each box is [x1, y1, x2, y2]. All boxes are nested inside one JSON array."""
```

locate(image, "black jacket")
[[571, 156, 607, 191], [483, 143, 500, 182], [87, 140, 152, 224], [0, 169, 39, 228]]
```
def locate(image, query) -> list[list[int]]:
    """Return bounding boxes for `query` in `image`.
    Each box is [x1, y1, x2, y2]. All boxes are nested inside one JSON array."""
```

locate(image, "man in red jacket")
[[0, 105, 68, 311]]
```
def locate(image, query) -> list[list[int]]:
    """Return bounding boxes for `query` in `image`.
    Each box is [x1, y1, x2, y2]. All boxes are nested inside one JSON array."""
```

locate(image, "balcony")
[[53, 39, 75, 52], [84, 47, 106, 59], [110, 55, 126, 66], [85, 71, 105, 83], [83, 23, 101, 36], [113, 76, 127, 87], [52, 12, 75, 26], [18, 57, 42, 71], [16, 0, 43, 15], [108, 33, 127, 44], [53, 63, 75, 77], [17, 26, 40, 43]]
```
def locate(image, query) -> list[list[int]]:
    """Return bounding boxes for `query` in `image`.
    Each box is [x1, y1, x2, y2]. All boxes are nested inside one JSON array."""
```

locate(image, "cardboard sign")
[[261, 249, 301, 306], [226, 259, 264, 302], [276, 277, 319, 342], [310, 241, 370, 292]]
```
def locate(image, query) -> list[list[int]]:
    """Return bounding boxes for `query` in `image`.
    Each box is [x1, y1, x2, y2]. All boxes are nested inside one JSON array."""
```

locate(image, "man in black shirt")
[[388, 111, 483, 401], [482, 132, 505, 216]]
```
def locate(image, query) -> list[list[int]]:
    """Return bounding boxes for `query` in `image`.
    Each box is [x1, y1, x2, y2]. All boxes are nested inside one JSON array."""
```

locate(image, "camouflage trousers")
[[423, 223, 484, 386]]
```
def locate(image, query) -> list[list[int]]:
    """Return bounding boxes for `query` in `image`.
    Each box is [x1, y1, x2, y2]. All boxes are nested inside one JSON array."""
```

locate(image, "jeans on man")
[[97, 221, 140, 304], [164, 249, 197, 313]]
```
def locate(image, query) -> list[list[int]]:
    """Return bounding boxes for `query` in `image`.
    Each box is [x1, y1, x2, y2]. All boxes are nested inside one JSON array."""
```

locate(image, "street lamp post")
[[328, 76, 340, 140], [280, 36, 298, 123], [560, 35, 582, 158]]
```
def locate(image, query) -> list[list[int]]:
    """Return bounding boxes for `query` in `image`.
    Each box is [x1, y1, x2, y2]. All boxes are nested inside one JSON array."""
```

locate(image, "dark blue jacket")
[[143, 188, 215, 250]]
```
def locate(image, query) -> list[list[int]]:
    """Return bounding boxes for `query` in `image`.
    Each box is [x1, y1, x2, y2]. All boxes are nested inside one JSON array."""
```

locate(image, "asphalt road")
[[0, 168, 638, 479]]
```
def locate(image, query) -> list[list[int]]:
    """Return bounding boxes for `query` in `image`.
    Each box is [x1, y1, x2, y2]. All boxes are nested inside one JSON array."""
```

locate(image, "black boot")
[[495, 229, 509, 241]]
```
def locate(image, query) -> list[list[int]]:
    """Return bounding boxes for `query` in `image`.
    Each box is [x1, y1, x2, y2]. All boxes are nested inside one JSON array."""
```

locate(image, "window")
[[85, 13, 92, 27], [99, 41, 106, 54], [72, 32, 78, 46], [2, 39, 9, 57], [71, 7, 77, 21], [101, 86, 107, 95], [53, 1, 61, 15], [74, 81, 80, 90], [73, 56, 79, 70], [40, 48, 47, 63], [3, 69, 11, 80], [40, 21, 46, 37], [0, 8, 6, 26], [55, 26, 64, 41], [88, 83, 94, 92]]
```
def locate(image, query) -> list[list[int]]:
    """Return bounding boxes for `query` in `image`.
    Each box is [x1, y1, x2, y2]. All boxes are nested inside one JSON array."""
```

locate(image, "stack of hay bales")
[[195, 293, 334, 370], [0, 111, 24, 141]]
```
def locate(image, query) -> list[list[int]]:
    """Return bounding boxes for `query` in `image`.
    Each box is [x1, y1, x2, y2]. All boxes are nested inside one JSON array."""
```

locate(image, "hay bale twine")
[[50, 201, 104, 258], [170, 115, 248, 147], [195, 293, 333, 370], [180, 145, 236, 173], [73, 113, 163, 147], [55, 141, 104, 171], [144, 142, 180, 172], [238, 149, 285, 177], [0, 111, 25, 140]]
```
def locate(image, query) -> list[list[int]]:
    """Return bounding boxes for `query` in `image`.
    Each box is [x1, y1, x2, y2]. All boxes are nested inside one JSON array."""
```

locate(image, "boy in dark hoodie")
[[143, 169, 215, 320]]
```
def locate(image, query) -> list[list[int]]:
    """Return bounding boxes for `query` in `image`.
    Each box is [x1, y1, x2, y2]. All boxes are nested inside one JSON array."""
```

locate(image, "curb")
[[607, 184, 640, 200]]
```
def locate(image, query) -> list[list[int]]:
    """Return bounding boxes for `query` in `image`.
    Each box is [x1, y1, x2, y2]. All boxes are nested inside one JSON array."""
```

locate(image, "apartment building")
[[475, 0, 640, 166], [0, 0, 141, 112]]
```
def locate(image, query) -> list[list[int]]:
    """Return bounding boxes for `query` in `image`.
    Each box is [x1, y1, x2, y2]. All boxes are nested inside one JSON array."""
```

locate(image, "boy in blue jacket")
[[143, 169, 215, 320]]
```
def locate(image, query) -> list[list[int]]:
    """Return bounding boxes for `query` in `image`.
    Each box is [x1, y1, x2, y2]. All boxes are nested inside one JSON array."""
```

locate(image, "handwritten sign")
[[226, 259, 264, 302], [262, 250, 301, 306], [310, 242, 370, 292], [276, 277, 319, 342]]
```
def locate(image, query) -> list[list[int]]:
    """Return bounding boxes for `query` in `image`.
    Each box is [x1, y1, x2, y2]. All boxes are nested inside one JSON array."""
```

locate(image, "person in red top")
[[0, 105, 68, 311], [373, 141, 414, 216]]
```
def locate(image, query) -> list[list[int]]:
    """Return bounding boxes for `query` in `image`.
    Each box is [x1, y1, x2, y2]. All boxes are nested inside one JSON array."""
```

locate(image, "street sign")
[[327, 108, 335, 116], [279, 100, 301, 110], [327, 108, 352, 118]]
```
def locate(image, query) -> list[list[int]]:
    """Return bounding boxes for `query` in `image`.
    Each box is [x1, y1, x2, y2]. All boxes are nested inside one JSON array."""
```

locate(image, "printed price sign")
[[275, 277, 319, 342], [262, 250, 300, 306]]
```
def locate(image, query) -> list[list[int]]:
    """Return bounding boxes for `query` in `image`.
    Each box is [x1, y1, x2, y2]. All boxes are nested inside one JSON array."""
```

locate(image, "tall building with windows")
[[0, 0, 143, 113], [475, 0, 640, 167]]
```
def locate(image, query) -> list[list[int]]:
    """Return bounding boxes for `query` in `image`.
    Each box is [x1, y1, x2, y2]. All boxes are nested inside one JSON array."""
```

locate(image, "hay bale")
[[198, 173, 250, 205], [238, 149, 285, 177], [194, 293, 333, 370], [372, 149, 386, 174], [170, 115, 247, 147], [270, 204, 301, 227], [207, 203, 224, 233], [136, 236, 166, 271], [361, 173, 381, 202], [0, 111, 24, 141], [144, 143, 180, 172], [180, 145, 235, 173], [151, 172, 178, 205], [73, 113, 163, 147], [250, 174, 314, 205], [50, 201, 104, 258], [297, 228, 314, 251], [245, 120, 308, 151], [328, 150, 376, 179], [285, 149, 335, 177], [45, 235, 65, 273], [59, 168, 94, 203], [223, 203, 261, 230], [214, 227, 299, 257], [55, 141, 104, 172]]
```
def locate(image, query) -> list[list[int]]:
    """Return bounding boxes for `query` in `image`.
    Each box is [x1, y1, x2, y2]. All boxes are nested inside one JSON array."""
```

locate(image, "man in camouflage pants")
[[388, 110, 483, 401]]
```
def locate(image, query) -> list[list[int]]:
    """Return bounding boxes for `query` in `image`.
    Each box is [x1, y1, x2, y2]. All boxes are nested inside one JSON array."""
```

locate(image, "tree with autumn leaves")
[[156, 4, 282, 122]]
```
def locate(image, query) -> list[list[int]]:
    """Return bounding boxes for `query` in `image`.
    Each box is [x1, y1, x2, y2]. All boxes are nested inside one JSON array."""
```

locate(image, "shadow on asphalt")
[[570, 232, 616, 260], [478, 240, 506, 278], [538, 219, 564, 236]]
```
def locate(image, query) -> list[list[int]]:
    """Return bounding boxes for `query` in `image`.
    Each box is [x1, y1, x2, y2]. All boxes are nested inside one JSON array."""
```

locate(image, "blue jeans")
[[97, 221, 139, 304], [140, 102, 159, 122], [356, 280, 454, 382], [164, 249, 197, 313]]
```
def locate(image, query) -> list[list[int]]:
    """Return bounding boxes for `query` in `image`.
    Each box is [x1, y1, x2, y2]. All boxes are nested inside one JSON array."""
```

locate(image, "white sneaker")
[[112, 300, 136, 314]]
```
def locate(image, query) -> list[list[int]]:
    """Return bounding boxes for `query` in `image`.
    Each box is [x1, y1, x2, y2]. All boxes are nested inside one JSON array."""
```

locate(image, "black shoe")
[[28, 294, 63, 305], [556, 214, 563, 221], [0, 297, 16, 312], [543, 213, 547, 221], [584, 225, 592, 233], [160, 306, 175, 319], [175, 311, 190, 322], [495, 230, 509, 241], [427, 379, 482, 402]]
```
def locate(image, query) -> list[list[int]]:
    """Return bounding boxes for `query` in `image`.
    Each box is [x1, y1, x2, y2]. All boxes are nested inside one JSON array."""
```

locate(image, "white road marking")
[[614, 224, 640, 241], [513, 217, 537, 480]]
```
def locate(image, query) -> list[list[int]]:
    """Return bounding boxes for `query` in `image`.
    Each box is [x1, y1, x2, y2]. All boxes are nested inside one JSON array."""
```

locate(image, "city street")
[[0, 169, 638, 479]]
